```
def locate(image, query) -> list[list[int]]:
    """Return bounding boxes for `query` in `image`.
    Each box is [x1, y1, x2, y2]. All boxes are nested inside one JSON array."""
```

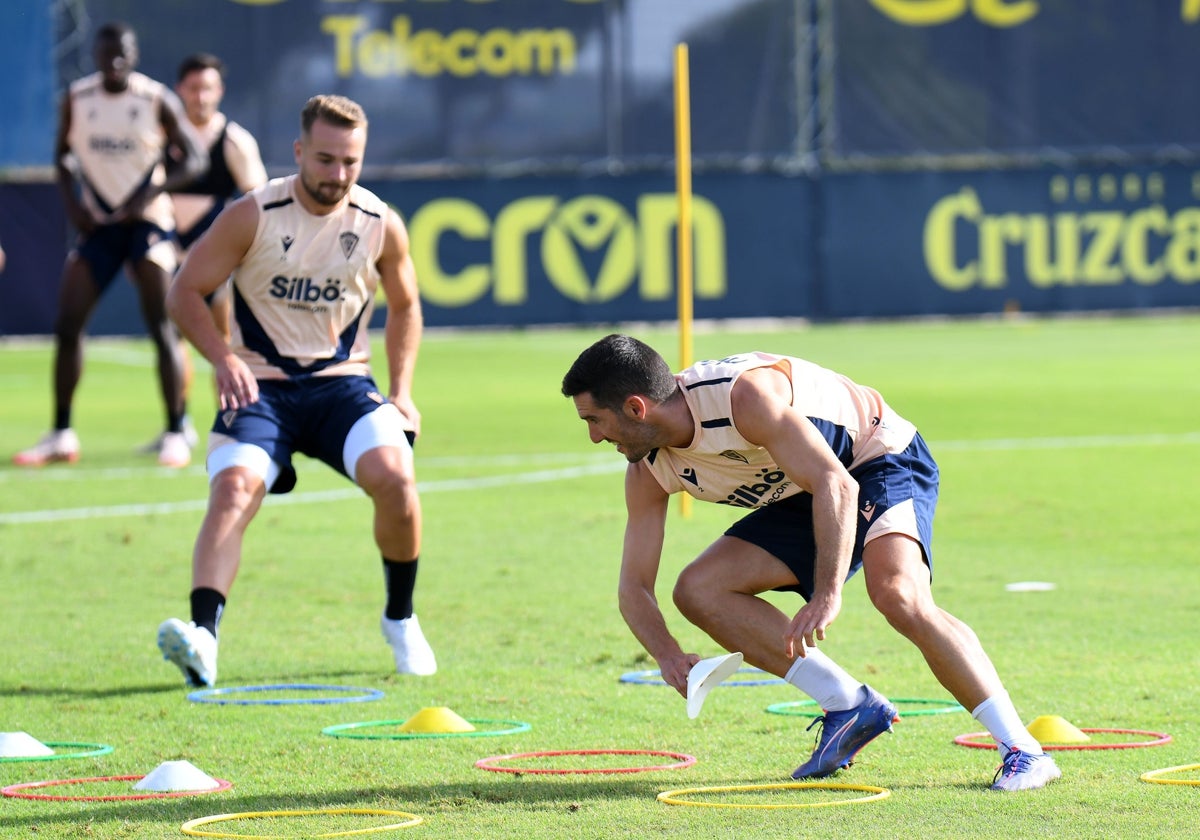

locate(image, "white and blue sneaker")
[[380, 613, 437, 676], [157, 618, 218, 687], [991, 748, 1061, 791], [792, 685, 898, 778]]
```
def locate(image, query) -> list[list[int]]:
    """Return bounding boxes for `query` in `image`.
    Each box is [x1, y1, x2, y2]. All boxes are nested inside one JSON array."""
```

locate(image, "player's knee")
[[362, 468, 418, 514], [672, 564, 710, 621], [868, 578, 930, 635], [208, 468, 265, 517]]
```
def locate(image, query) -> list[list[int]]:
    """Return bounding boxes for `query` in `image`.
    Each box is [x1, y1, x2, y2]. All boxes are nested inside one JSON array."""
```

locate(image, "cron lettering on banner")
[[406, 192, 727, 308]]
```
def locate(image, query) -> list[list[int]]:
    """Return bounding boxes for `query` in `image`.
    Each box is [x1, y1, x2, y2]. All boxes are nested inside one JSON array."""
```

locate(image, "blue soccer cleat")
[[791, 685, 898, 779]]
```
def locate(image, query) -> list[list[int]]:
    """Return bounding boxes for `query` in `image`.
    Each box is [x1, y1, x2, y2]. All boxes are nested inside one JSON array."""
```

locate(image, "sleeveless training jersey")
[[645, 353, 918, 508], [66, 71, 173, 230], [172, 114, 267, 247], [229, 175, 387, 381]]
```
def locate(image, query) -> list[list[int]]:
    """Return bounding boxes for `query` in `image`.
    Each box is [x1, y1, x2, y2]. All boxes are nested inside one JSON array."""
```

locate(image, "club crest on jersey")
[[339, 232, 359, 260]]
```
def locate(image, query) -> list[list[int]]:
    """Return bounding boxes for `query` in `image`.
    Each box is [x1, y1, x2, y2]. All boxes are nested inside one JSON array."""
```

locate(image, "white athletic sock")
[[972, 692, 1043, 756], [784, 648, 865, 711]]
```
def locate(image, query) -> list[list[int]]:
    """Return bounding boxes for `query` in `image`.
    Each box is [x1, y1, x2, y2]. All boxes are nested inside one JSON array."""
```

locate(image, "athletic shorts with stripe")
[[205, 375, 414, 495], [724, 432, 939, 599]]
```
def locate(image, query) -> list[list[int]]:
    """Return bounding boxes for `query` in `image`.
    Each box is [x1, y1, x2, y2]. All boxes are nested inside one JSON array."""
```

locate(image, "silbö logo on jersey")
[[718, 467, 791, 508], [269, 276, 345, 312]]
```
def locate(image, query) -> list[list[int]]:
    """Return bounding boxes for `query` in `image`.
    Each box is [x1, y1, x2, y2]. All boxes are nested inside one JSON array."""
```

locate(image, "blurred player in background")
[[139, 51, 268, 455], [157, 94, 435, 687], [13, 21, 206, 469], [562, 334, 1061, 792]]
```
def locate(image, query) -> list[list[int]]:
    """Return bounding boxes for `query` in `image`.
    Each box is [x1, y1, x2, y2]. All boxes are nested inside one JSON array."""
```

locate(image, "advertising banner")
[[55, 0, 804, 171], [366, 171, 815, 326], [827, 0, 1200, 158], [822, 163, 1200, 316]]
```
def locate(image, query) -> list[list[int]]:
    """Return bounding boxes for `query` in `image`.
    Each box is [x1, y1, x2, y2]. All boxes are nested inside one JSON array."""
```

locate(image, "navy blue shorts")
[[724, 433, 940, 600], [211, 375, 412, 494], [75, 221, 176, 292]]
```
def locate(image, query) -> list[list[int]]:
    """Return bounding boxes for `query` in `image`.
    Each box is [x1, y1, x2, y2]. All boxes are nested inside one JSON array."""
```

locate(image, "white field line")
[[0, 461, 625, 525], [1, 431, 1197, 525], [0, 451, 610, 484]]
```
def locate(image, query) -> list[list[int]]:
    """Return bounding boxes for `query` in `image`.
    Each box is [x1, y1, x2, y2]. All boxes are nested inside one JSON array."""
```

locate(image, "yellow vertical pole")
[[674, 43, 694, 519]]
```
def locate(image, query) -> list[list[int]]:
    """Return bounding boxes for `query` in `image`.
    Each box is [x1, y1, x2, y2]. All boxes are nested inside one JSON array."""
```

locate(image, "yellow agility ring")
[[1140, 763, 1200, 786], [180, 808, 423, 837], [657, 781, 890, 809]]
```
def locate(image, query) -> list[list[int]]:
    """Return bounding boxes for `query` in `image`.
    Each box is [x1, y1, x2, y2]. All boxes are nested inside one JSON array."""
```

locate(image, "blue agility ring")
[[619, 667, 784, 687], [187, 683, 385, 706]]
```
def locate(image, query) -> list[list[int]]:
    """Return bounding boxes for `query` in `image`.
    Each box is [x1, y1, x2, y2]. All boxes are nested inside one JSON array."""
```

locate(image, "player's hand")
[[110, 186, 152, 225], [214, 353, 259, 410], [66, 202, 95, 235], [389, 394, 421, 438], [783, 592, 842, 658], [657, 652, 701, 698]]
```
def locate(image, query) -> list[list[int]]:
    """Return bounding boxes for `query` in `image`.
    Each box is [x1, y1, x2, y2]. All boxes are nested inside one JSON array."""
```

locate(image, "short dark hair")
[[301, 94, 367, 134], [561, 334, 678, 410], [96, 21, 135, 45], [178, 52, 225, 84]]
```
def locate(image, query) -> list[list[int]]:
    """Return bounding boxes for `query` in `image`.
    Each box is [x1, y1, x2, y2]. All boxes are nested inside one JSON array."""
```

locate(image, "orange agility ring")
[[954, 728, 1171, 751], [1140, 764, 1200, 786], [657, 781, 890, 809], [476, 749, 695, 775], [2, 774, 232, 801]]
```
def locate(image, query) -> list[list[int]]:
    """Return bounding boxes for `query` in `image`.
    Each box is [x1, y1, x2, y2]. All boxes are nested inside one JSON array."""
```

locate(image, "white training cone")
[[133, 760, 221, 791], [686, 652, 744, 719], [0, 732, 55, 758]]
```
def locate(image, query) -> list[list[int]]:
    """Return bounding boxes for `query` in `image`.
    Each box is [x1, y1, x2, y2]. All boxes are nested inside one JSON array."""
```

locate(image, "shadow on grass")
[[0, 777, 681, 829], [0, 682, 182, 699], [0, 669, 388, 700]]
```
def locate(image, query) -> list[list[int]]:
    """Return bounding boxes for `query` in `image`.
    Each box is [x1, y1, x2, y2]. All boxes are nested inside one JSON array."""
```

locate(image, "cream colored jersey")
[[645, 353, 918, 508], [66, 71, 174, 229], [229, 175, 388, 380]]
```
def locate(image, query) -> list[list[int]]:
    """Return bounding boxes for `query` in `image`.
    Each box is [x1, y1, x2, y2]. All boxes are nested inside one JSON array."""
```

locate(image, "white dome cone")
[[133, 759, 221, 791], [686, 652, 744, 719], [0, 732, 55, 757]]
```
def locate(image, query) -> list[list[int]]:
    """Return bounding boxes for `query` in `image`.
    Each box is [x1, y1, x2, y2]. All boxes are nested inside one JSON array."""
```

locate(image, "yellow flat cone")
[[1027, 714, 1090, 743], [399, 706, 476, 733]]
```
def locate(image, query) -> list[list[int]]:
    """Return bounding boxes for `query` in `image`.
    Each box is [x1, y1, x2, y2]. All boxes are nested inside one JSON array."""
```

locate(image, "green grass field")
[[1, 314, 1198, 838]]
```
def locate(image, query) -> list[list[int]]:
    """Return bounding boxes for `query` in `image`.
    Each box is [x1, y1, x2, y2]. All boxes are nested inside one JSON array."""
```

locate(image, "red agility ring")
[[2, 774, 233, 801], [954, 729, 1172, 751], [475, 749, 696, 775]]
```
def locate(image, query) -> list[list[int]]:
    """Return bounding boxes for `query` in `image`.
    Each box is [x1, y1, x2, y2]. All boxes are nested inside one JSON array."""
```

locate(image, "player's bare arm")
[[618, 461, 699, 696], [158, 91, 208, 191], [53, 94, 92, 234], [377, 207, 423, 435], [731, 365, 859, 657], [167, 196, 258, 409]]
